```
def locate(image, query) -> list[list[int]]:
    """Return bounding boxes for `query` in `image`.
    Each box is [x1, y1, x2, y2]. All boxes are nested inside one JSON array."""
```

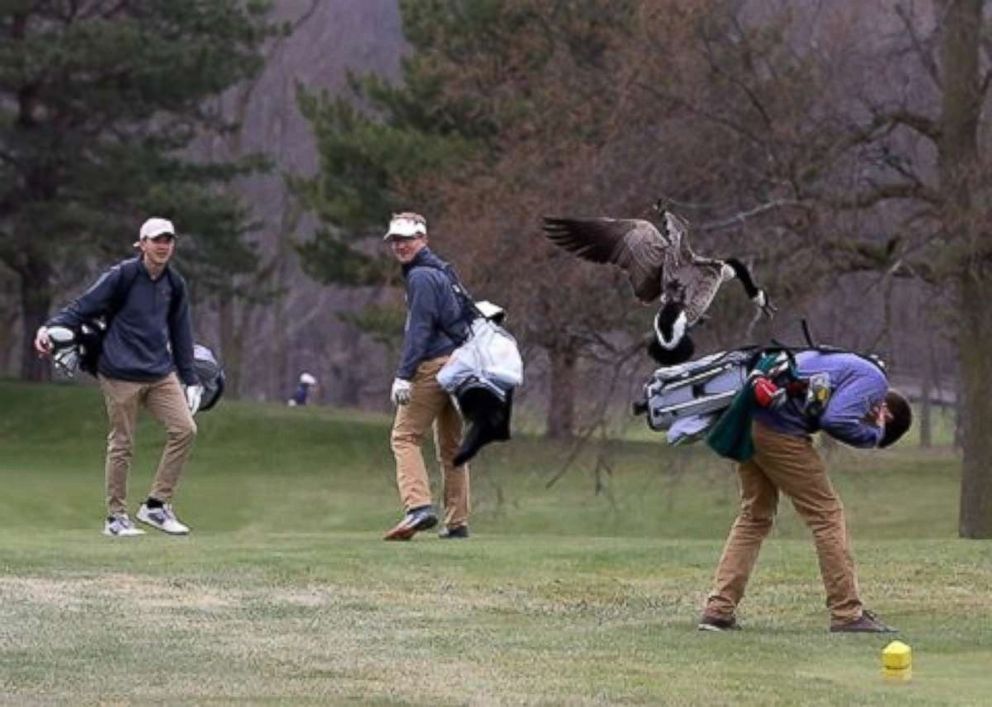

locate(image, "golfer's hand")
[[34, 326, 52, 357], [185, 384, 204, 415], [751, 375, 785, 409], [391, 378, 412, 406]]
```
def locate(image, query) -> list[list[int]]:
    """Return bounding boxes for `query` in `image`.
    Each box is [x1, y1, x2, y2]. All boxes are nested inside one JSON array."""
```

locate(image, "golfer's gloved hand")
[[391, 378, 412, 406], [750, 374, 786, 409], [185, 384, 204, 415]]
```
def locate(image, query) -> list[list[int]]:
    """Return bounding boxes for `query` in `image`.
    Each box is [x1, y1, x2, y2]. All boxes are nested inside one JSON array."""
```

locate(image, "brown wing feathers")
[[542, 217, 627, 263], [542, 217, 668, 302]]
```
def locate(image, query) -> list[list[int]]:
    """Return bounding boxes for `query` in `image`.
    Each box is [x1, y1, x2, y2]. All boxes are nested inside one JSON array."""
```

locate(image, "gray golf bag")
[[633, 349, 753, 445], [436, 304, 523, 466], [634, 337, 887, 446], [192, 344, 225, 412]]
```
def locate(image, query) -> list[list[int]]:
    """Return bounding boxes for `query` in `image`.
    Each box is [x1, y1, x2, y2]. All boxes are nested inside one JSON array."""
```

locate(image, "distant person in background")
[[383, 212, 474, 541], [699, 352, 912, 633], [34, 217, 201, 538], [288, 372, 318, 406]]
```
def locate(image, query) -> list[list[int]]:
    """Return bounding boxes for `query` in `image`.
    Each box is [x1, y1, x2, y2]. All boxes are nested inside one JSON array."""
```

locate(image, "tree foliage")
[[0, 0, 281, 379], [294, 0, 660, 435], [295, 0, 992, 491]]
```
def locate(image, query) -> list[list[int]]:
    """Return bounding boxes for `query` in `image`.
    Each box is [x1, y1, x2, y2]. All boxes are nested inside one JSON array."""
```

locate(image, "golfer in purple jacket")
[[699, 351, 912, 633]]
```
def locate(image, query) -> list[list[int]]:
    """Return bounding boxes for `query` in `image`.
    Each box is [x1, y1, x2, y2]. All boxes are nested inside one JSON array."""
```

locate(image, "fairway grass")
[[1, 381, 989, 705]]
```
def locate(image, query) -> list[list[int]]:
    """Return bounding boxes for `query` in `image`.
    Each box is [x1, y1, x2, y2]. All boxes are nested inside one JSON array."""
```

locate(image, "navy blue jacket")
[[291, 383, 312, 405], [47, 257, 199, 385], [396, 248, 472, 380]]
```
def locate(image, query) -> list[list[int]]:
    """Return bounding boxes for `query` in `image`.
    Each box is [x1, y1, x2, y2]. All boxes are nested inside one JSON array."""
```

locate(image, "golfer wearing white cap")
[[383, 212, 475, 540], [34, 217, 202, 537]]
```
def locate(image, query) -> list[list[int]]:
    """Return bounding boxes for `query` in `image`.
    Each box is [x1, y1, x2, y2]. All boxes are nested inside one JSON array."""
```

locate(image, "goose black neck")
[[724, 257, 759, 298]]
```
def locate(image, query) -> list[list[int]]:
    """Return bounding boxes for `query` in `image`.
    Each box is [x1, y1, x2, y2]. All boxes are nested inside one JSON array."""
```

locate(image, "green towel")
[[705, 351, 797, 462], [706, 383, 758, 462]]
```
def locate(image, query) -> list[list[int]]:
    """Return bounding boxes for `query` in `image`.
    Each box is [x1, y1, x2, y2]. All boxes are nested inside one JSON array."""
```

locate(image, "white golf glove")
[[391, 378, 412, 406], [185, 384, 204, 415]]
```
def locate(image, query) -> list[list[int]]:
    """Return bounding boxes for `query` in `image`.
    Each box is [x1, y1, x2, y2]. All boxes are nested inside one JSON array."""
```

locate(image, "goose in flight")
[[542, 210, 775, 365]]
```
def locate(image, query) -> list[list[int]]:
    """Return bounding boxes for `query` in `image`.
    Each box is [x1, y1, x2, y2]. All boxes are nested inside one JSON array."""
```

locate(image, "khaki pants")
[[705, 421, 862, 624], [99, 373, 197, 516], [390, 357, 470, 528]]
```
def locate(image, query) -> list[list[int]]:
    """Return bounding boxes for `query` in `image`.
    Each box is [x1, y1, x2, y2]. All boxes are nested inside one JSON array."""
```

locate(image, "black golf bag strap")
[[409, 261, 478, 345], [107, 258, 184, 323]]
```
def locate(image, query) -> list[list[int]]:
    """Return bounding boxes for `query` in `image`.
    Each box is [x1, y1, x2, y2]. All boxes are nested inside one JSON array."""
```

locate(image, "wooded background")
[[2, 0, 989, 535]]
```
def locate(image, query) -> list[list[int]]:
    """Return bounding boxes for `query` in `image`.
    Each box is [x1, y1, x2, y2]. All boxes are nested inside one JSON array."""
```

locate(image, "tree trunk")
[[957, 273, 992, 537], [332, 326, 364, 406], [937, 0, 988, 537], [546, 347, 577, 439], [919, 373, 932, 449], [954, 376, 964, 450], [218, 293, 243, 399], [17, 258, 52, 381]]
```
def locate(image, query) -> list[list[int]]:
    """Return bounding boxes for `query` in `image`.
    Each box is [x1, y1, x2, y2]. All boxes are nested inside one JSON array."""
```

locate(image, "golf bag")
[[634, 323, 887, 446], [49, 321, 107, 377], [409, 256, 525, 465], [633, 349, 755, 445], [437, 309, 523, 466], [192, 344, 225, 412]]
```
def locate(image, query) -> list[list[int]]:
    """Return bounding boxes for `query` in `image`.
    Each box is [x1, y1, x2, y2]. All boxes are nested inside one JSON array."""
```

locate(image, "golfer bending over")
[[700, 351, 911, 632]]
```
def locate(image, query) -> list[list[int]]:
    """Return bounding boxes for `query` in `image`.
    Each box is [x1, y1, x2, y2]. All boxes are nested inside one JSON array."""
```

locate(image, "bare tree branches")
[[699, 199, 809, 232], [895, 1, 942, 89], [818, 180, 942, 210]]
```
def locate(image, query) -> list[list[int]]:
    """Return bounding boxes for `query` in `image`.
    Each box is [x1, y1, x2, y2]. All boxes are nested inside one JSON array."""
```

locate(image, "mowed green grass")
[[0, 380, 989, 705]]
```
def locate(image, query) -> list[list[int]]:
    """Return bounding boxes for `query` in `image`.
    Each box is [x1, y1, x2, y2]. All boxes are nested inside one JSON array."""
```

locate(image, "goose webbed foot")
[[753, 289, 777, 318]]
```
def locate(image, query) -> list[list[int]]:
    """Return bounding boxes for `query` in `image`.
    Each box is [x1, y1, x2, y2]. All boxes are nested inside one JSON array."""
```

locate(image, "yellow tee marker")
[[882, 640, 912, 682]]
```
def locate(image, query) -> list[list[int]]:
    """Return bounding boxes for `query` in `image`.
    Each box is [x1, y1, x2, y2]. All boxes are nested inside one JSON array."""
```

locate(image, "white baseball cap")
[[137, 217, 176, 243], [384, 212, 427, 240], [300, 372, 317, 385]]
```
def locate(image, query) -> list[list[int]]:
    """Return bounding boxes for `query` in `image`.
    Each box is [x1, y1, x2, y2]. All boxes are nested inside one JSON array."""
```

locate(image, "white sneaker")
[[136, 503, 190, 535], [103, 514, 145, 537]]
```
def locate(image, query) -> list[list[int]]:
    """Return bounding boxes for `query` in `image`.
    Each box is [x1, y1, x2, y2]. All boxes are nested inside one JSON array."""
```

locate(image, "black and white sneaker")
[[136, 503, 190, 535], [103, 514, 145, 537], [438, 525, 469, 539]]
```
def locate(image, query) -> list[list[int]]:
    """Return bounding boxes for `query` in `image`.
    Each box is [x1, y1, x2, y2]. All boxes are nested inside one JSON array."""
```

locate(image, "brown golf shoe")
[[383, 507, 438, 541], [830, 609, 897, 633], [697, 614, 741, 632]]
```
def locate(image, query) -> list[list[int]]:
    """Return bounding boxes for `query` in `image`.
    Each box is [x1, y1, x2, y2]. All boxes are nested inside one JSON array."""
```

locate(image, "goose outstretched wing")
[[542, 217, 670, 302]]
